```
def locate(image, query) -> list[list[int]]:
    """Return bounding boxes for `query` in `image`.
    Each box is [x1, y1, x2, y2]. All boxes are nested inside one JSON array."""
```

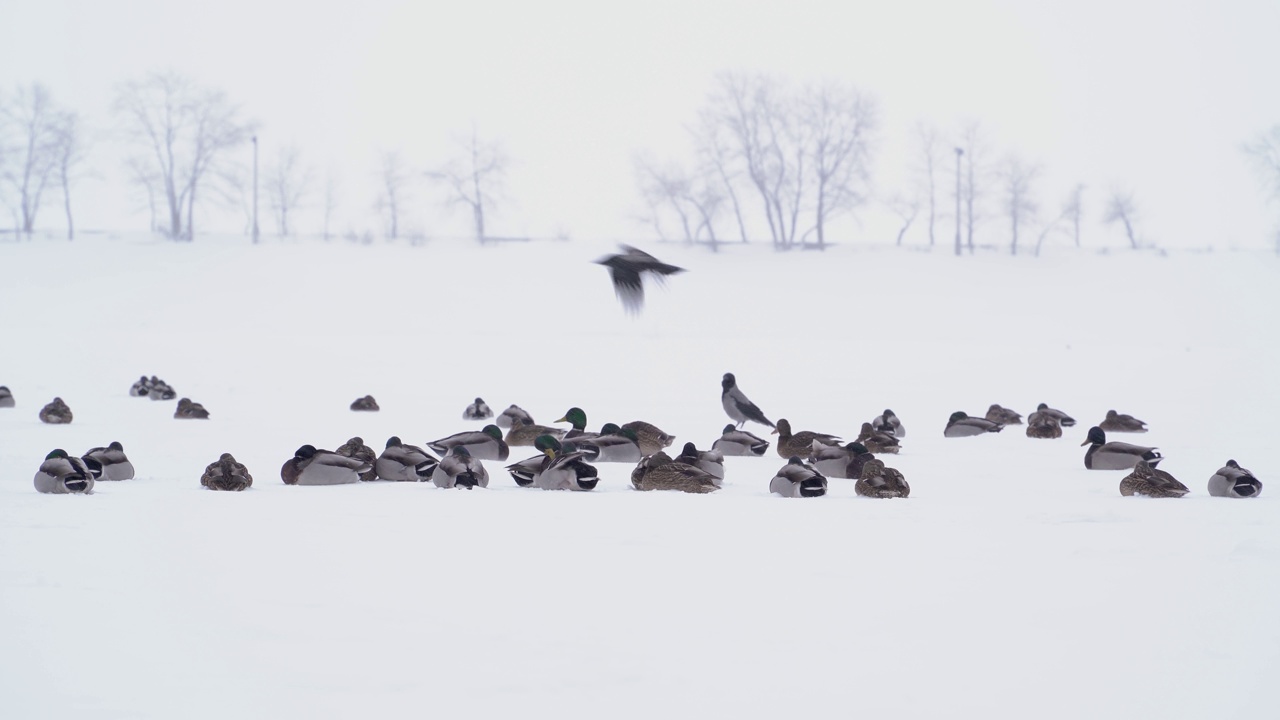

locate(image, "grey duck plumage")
[[943, 411, 1002, 437], [281, 445, 370, 486], [810, 442, 873, 479], [430, 424, 511, 460], [201, 453, 253, 491], [871, 409, 905, 438], [463, 397, 493, 420], [769, 457, 828, 498], [1207, 460, 1262, 498], [83, 441, 135, 481], [34, 449, 100, 494], [432, 446, 489, 489], [1081, 426, 1161, 470], [674, 442, 725, 484], [174, 398, 210, 419], [1035, 403, 1075, 428], [0, 385, 13, 408], [495, 404, 534, 429], [574, 424, 642, 463], [375, 436, 439, 482], [712, 424, 769, 457], [857, 422, 901, 454], [1119, 460, 1188, 498]]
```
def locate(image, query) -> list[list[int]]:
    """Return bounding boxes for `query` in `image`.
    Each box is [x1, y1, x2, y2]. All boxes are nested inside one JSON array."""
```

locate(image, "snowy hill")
[[1, 234, 1276, 719]]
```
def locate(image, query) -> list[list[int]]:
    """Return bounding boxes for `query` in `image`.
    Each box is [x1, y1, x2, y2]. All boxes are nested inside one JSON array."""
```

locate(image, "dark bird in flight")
[[594, 245, 685, 314]]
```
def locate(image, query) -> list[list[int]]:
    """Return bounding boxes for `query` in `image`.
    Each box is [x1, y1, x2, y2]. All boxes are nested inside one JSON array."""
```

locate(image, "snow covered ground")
[[1, 233, 1277, 719]]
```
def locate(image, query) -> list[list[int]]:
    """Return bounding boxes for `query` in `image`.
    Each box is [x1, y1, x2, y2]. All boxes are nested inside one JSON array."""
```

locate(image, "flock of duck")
[[3, 372, 1263, 500]]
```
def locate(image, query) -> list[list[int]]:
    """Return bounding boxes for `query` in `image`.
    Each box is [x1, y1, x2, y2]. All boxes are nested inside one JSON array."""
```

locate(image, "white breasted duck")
[[1081, 426, 1161, 470], [1208, 460, 1262, 498], [34, 449, 99, 494], [769, 457, 828, 498], [83, 442, 135, 481], [375, 436, 439, 482], [429, 424, 511, 461], [281, 445, 370, 486]]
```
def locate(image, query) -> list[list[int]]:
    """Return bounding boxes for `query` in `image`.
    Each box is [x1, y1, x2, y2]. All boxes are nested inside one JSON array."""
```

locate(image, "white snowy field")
[[1, 233, 1277, 719]]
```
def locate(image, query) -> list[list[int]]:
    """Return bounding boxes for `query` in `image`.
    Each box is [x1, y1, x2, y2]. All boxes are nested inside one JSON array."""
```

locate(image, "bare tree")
[[802, 80, 877, 249], [633, 153, 725, 250], [322, 171, 339, 242], [1244, 126, 1280, 253], [375, 150, 410, 240], [915, 122, 941, 246], [115, 72, 252, 240], [1001, 156, 1040, 255], [1104, 191, 1140, 249], [266, 145, 312, 237], [429, 128, 509, 242], [1, 83, 62, 236], [692, 114, 749, 242], [1063, 184, 1084, 247], [887, 192, 920, 247], [51, 111, 87, 240], [959, 122, 987, 254]]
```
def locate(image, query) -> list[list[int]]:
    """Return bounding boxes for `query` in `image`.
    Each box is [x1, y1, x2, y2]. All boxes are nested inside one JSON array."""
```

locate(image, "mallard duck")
[[1120, 460, 1188, 498], [721, 373, 775, 429], [575, 424, 642, 463], [943, 411, 1002, 437], [503, 418, 566, 448], [83, 442, 135, 481], [772, 418, 840, 459], [375, 436, 439, 482], [39, 397, 73, 424], [855, 457, 910, 498], [129, 376, 150, 397], [336, 437, 378, 482], [430, 424, 511, 460], [857, 422, 901, 454], [769, 457, 828, 498], [350, 395, 380, 411], [675, 442, 725, 484], [535, 438, 599, 491], [174, 398, 210, 419], [810, 442, 873, 479], [506, 436, 562, 487], [281, 445, 370, 486], [985, 404, 1022, 425], [1099, 409, 1147, 433], [871, 409, 905, 438], [556, 407, 601, 441], [631, 451, 719, 493], [463, 397, 492, 420], [34, 449, 100, 494], [201, 453, 253, 491], [1035, 403, 1075, 427], [495, 404, 534, 429], [432, 446, 489, 489], [1081, 426, 1161, 470], [1208, 460, 1262, 498], [149, 381, 176, 401], [595, 244, 686, 315], [710, 424, 769, 457], [621, 420, 674, 456], [0, 385, 13, 408], [1025, 411, 1062, 439]]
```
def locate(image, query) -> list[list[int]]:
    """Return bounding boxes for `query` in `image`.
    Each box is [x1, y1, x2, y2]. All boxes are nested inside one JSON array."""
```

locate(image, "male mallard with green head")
[[201, 453, 253, 491], [772, 419, 840, 459], [769, 457, 828, 498], [1081, 426, 1161, 470], [34, 449, 99, 494], [631, 451, 719, 493], [1120, 460, 1188, 498], [556, 407, 601, 441], [535, 437, 600, 491], [432, 446, 489, 489], [855, 457, 910, 498], [675, 442, 725, 484], [281, 445, 370, 485], [712, 424, 770, 457], [810, 442, 873, 479], [430, 424, 511, 460], [575, 424, 642, 463], [943, 411, 1002, 437]]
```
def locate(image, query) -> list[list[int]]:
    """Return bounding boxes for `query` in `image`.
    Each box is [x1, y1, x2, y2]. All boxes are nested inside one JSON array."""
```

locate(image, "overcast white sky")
[[2, 0, 1278, 248]]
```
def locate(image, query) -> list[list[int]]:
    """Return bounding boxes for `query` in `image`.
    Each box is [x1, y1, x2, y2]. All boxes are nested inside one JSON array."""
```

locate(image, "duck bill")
[[554, 416, 568, 424], [769, 428, 778, 435], [1079, 439, 1090, 446]]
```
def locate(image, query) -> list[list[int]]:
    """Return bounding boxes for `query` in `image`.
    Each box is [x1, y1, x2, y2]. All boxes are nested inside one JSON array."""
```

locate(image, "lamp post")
[[954, 147, 963, 257], [252, 134, 259, 243]]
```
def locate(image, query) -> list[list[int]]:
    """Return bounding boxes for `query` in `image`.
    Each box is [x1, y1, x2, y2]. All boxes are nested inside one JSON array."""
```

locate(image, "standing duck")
[[1208, 460, 1262, 498], [712, 424, 770, 457], [769, 457, 828, 498], [1099, 410, 1148, 433], [855, 458, 910, 498], [857, 422, 901, 454], [772, 419, 840, 459], [336, 437, 378, 482], [34, 449, 100, 494], [432, 446, 489, 489], [621, 420, 674, 456], [631, 451, 719, 493], [201, 453, 253, 491], [871, 409, 905, 438], [83, 442, 135, 481], [575, 424, 642, 463], [721, 373, 775, 429], [281, 445, 370, 486], [39, 397, 73, 424], [985, 404, 1023, 425], [503, 418, 566, 448], [1120, 460, 1188, 498], [495, 404, 534, 429], [375, 436, 439, 482], [174, 398, 210, 419], [463, 397, 493, 420], [1035, 403, 1075, 427], [429, 424, 511, 460], [1081, 426, 1161, 470], [810, 442, 874, 479], [675, 442, 725, 484], [350, 395, 380, 411], [1025, 412, 1062, 439], [943, 411, 1002, 437], [0, 385, 14, 407]]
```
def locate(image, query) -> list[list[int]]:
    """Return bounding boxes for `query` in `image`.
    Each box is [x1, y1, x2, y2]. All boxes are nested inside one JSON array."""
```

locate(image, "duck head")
[[1081, 426, 1106, 447], [385, 436, 403, 449], [847, 442, 870, 455], [600, 422, 622, 435], [556, 407, 588, 430], [535, 434, 562, 458], [294, 445, 317, 460], [481, 425, 503, 442], [947, 411, 969, 425], [45, 449, 69, 461], [721, 423, 737, 435], [108, 441, 124, 451], [772, 419, 792, 436]]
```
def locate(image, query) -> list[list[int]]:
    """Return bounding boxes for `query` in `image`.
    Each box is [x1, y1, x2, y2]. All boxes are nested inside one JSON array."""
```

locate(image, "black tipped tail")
[[799, 478, 827, 497], [65, 478, 89, 492], [415, 460, 439, 479], [1235, 481, 1259, 497], [455, 473, 480, 489], [508, 470, 536, 487], [1143, 451, 1163, 467]]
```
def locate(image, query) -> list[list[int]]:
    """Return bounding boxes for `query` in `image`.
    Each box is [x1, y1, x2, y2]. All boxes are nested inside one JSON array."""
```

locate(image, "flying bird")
[[594, 244, 685, 314]]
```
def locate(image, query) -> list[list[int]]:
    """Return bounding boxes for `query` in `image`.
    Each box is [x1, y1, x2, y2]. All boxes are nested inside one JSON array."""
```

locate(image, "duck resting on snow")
[[1207, 460, 1262, 498], [201, 453, 253, 491], [281, 445, 371, 486], [769, 457, 828, 498], [1098, 409, 1147, 433], [1080, 426, 1161, 470], [34, 449, 100, 494], [943, 411, 1002, 437], [83, 442, 135, 481], [1119, 460, 1188, 498], [712, 424, 770, 457], [772, 419, 840, 459]]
